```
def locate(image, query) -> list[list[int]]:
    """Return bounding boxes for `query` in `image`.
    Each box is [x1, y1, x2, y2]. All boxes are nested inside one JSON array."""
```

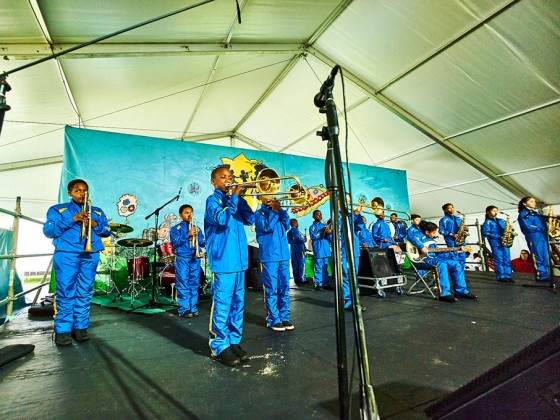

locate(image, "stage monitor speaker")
[[245, 245, 262, 289], [358, 247, 400, 279], [425, 326, 560, 419]]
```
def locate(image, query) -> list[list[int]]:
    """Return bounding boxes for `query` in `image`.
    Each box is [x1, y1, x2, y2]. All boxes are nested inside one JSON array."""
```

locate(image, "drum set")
[[96, 222, 209, 306]]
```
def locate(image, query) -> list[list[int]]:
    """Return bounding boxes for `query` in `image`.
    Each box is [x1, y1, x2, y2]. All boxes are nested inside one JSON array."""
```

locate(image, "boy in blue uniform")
[[413, 221, 477, 303], [309, 210, 332, 290], [517, 196, 549, 282], [287, 218, 307, 285], [339, 210, 365, 311], [481, 206, 514, 283], [407, 214, 427, 279], [204, 166, 255, 366], [358, 216, 375, 248], [389, 213, 407, 243], [170, 204, 206, 317], [255, 198, 293, 331], [43, 179, 111, 346], [439, 203, 468, 271]]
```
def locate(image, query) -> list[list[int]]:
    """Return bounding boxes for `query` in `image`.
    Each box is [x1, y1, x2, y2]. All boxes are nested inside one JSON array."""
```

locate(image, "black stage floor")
[[1, 272, 558, 419]]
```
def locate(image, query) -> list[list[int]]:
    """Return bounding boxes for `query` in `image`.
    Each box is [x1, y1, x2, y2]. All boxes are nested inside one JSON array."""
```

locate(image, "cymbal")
[[117, 238, 153, 248], [109, 223, 134, 234]]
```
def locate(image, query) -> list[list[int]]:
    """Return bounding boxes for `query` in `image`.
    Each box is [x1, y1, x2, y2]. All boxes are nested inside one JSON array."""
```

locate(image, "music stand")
[[129, 191, 180, 312]]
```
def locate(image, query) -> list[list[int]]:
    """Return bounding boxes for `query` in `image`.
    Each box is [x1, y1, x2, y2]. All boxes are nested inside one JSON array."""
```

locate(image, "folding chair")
[[406, 262, 438, 299]]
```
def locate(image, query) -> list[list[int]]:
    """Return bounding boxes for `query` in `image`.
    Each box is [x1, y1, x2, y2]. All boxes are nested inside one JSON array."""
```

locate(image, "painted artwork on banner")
[[59, 127, 409, 245]]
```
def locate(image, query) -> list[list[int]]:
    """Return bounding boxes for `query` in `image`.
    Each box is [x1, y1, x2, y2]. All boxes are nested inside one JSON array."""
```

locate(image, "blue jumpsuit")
[[517, 208, 549, 281], [392, 220, 407, 243], [439, 214, 467, 271], [204, 190, 254, 356], [287, 226, 307, 284], [170, 221, 206, 315], [358, 227, 375, 248], [372, 219, 396, 248], [255, 205, 291, 328], [407, 225, 427, 279], [340, 214, 364, 308], [481, 217, 512, 281], [309, 221, 332, 287], [412, 235, 470, 298], [43, 200, 111, 334]]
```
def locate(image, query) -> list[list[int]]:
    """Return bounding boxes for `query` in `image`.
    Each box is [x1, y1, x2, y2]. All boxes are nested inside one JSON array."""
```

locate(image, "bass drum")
[[159, 265, 208, 297]]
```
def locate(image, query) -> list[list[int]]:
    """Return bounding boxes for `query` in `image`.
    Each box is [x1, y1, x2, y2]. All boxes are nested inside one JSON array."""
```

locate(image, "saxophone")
[[454, 211, 469, 245], [500, 212, 516, 248], [548, 208, 560, 238]]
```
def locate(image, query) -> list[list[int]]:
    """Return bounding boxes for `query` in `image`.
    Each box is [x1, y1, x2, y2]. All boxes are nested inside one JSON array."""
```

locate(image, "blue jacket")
[[255, 205, 291, 263], [204, 190, 254, 273], [287, 226, 307, 254], [372, 219, 396, 246], [439, 214, 466, 246], [391, 220, 407, 242], [43, 200, 111, 253], [340, 213, 364, 258], [481, 217, 507, 245], [309, 221, 332, 258], [517, 208, 546, 237], [170, 221, 206, 257], [406, 225, 424, 249], [359, 227, 375, 248]]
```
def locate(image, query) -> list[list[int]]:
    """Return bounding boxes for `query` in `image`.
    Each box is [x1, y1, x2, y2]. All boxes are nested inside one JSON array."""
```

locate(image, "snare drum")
[[157, 242, 175, 263], [127, 256, 150, 281], [142, 228, 157, 242]]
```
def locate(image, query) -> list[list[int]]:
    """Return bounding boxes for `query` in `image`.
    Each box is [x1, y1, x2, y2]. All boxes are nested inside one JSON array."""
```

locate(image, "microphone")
[[314, 65, 340, 108]]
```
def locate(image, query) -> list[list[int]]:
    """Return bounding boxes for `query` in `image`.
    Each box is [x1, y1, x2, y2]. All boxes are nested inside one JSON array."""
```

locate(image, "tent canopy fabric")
[[0, 0, 558, 219]]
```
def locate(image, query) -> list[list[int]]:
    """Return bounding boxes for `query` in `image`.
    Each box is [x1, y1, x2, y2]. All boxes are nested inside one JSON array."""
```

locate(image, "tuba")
[[454, 211, 469, 246], [499, 212, 516, 248]]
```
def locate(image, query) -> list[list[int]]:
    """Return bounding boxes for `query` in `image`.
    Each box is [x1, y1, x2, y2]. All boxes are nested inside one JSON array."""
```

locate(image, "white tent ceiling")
[[0, 0, 558, 219]]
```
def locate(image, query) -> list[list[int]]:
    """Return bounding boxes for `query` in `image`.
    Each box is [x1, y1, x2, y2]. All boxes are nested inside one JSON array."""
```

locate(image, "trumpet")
[[190, 217, 201, 258], [228, 168, 310, 207], [80, 191, 94, 253], [352, 202, 411, 221]]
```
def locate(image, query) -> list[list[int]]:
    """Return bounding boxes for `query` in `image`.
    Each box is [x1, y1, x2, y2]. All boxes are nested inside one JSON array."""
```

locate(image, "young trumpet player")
[[170, 204, 206, 317], [43, 179, 111, 346], [481, 206, 514, 283], [204, 166, 255, 366], [255, 196, 293, 331]]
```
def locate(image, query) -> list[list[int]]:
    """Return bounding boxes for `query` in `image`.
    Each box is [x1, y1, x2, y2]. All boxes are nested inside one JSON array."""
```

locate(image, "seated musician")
[[389, 213, 407, 244], [371, 211, 402, 253], [359, 216, 375, 248], [412, 221, 477, 303]]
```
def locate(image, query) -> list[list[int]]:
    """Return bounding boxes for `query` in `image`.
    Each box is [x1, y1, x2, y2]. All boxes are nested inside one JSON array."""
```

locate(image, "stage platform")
[[1, 271, 558, 419]]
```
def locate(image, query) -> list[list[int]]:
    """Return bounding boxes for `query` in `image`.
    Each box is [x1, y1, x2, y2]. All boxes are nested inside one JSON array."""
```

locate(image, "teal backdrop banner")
[[59, 126, 409, 244]]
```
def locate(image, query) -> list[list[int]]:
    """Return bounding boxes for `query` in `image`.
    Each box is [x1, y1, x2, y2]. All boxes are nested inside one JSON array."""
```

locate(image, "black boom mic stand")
[[315, 65, 379, 419]]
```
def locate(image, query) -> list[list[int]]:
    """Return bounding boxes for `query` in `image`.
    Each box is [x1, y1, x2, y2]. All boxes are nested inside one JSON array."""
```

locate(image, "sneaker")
[[344, 304, 366, 312], [230, 344, 249, 362], [192, 312, 199, 317], [71, 329, 90, 342], [314, 284, 324, 291], [439, 295, 457, 303], [282, 321, 295, 330], [456, 292, 478, 300], [55, 332, 72, 346], [212, 347, 241, 366], [180, 311, 193, 318], [270, 322, 286, 331]]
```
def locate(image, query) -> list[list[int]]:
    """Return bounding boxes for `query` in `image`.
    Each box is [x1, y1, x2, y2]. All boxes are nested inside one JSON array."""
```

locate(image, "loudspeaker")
[[425, 326, 560, 419], [245, 245, 262, 288], [358, 247, 400, 279]]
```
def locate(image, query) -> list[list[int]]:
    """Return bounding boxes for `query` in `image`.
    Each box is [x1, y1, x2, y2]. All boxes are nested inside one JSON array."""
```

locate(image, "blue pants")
[[261, 260, 291, 327], [175, 255, 200, 314], [53, 251, 100, 334], [209, 271, 245, 356], [488, 240, 512, 280], [526, 233, 550, 281], [340, 255, 361, 308], [454, 251, 467, 271], [415, 257, 469, 297], [290, 251, 306, 283], [314, 257, 329, 287]]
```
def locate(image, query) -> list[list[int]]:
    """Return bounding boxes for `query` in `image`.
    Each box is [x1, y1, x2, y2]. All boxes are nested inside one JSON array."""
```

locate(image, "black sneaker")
[[212, 347, 241, 367], [192, 312, 199, 317], [314, 284, 324, 291], [71, 329, 90, 342], [456, 292, 478, 300], [439, 295, 457, 303], [270, 322, 286, 331], [180, 311, 193, 318], [344, 304, 366, 312], [230, 344, 249, 362], [55, 332, 72, 346], [282, 321, 295, 330]]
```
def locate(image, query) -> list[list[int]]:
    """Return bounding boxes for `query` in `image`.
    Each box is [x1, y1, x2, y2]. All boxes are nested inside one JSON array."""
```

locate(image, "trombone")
[[80, 191, 94, 252], [352, 202, 411, 221], [228, 168, 310, 207]]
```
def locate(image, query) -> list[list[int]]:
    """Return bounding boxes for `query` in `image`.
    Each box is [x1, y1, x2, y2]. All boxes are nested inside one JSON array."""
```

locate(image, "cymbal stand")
[[127, 243, 148, 308], [108, 233, 124, 302]]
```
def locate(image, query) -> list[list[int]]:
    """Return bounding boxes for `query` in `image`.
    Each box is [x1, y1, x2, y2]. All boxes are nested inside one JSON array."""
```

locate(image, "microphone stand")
[[129, 191, 180, 312], [315, 72, 378, 419]]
